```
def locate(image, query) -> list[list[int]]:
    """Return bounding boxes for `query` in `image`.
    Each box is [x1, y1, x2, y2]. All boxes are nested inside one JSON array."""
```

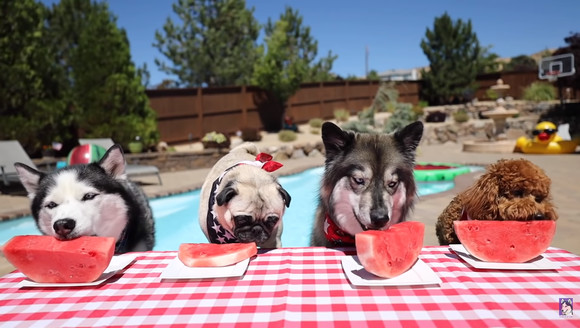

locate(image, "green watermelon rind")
[[453, 220, 556, 263]]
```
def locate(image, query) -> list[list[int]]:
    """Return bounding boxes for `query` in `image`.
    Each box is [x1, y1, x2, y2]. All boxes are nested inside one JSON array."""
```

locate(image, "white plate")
[[341, 256, 441, 286], [449, 244, 560, 270], [18, 254, 137, 288], [159, 257, 250, 280]]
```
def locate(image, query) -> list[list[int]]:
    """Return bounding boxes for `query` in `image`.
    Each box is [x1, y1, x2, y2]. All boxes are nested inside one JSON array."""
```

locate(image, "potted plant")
[[128, 136, 143, 154], [202, 131, 230, 149]]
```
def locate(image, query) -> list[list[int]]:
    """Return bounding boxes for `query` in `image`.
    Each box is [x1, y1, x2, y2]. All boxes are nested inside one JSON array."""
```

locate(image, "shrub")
[[240, 127, 262, 142], [370, 82, 398, 112], [486, 89, 498, 100], [278, 130, 297, 142], [309, 118, 323, 128], [341, 121, 371, 133], [453, 109, 469, 123], [523, 82, 557, 101], [384, 103, 417, 133], [333, 109, 350, 122], [357, 106, 375, 126]]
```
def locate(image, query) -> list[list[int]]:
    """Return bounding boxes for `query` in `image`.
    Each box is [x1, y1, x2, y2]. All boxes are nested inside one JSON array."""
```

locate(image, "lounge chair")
[[78, 138, 163, 185], [0, 140, 39, 187]]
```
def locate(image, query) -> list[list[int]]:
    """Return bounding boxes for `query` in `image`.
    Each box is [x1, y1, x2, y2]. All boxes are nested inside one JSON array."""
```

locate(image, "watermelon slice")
[[178, 243, 258, 267], [355, 221, 425, 278], [453, 220, 556, 263], [2, 235, 115, 283]]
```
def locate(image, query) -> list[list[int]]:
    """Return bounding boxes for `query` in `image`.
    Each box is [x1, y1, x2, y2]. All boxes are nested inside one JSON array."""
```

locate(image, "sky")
[[41, 0, 579, 87]]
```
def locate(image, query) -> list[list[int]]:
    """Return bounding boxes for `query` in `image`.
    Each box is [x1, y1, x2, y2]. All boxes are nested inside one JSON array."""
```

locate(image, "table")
[[0, 247, 579, 327]]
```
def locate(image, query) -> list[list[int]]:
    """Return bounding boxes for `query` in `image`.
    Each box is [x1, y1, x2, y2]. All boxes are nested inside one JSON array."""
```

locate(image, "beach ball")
[[67, 144, 107, 165]]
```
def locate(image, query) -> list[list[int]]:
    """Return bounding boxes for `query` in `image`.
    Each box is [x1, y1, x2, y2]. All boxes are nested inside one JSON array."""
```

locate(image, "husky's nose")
[[53, 219, 76, 237], [370, 209, 390, 228]]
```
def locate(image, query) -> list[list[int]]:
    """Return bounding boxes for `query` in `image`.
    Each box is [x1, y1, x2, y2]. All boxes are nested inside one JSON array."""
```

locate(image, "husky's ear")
[[278, 185, 291, 208], [394, 121, 423, 154], [321, 122, 355, 159], [98, 144, 127, 179], [216, 181, 237, 206], [14, 163, 44, 198]]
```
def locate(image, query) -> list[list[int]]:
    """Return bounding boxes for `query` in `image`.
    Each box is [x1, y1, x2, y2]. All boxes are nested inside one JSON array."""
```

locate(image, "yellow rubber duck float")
[[515, 121, 578, 154]]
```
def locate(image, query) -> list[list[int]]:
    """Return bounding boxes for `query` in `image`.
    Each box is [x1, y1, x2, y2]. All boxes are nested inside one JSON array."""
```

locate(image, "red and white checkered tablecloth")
[[0, 246, 579, 328]]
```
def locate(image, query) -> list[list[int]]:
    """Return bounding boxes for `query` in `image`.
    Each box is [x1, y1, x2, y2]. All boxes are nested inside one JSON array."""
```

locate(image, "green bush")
[[523, 82, 557, 101], [333, 109, 350, 122], [453, 109, 469, 123], [278, 130, 297, 142], [384, 103, 417, 133], [341, 121, 371, 133], [309, 118, 323, 128], [202, 131, 227, 143], [486, 89, 498, 100], [357, 106, 375, 126]]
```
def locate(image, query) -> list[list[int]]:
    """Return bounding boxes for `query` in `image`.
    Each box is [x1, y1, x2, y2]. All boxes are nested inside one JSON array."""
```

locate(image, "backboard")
[[539, 53, 575, 80]]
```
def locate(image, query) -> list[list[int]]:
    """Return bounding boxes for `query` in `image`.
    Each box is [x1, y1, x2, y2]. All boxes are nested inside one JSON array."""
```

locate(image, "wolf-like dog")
[[310, 121, 424, 247], [199, 142, 291, 248], [14, 145, 155, 254]]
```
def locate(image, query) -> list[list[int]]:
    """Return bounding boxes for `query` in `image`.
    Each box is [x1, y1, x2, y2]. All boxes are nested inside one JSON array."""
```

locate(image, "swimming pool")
[[0, 166, 457, 249]]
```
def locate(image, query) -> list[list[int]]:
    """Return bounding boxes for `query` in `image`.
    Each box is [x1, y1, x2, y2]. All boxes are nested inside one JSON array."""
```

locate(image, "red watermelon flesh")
[[355, 221, 425, 278], [178, 243, 258, 267], [2, 235, 115, 283], [453, 220, 556, 263]]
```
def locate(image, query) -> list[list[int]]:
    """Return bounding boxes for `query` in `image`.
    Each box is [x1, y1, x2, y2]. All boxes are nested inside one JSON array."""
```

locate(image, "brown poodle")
[[436, 158, 558, 245]]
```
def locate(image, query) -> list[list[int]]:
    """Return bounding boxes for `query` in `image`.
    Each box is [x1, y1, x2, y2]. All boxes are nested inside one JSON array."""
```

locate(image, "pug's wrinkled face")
[[214, 169, 291, 244]]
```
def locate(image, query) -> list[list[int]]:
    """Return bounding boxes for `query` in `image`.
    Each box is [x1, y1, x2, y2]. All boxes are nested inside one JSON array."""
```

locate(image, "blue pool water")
[[0, 167, 456, 249]]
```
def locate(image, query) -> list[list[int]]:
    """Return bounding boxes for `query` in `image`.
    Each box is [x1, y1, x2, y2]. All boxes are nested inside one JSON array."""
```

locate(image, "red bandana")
[[324, 214, 356, 245]]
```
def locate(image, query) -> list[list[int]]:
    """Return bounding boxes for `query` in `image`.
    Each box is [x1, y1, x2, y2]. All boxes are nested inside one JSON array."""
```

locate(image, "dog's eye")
[[82, 193, 98, 201], [265, 216, 279, 228], [45, 202, 58, 209], [535, 196, 544, 203], [512, 190, 524, 197], [352, 177, 365, 185], [387, 181, 398, 189]]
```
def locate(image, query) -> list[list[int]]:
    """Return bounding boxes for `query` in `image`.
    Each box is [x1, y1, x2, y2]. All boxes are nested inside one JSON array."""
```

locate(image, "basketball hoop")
[[545, 71, 560, 82]]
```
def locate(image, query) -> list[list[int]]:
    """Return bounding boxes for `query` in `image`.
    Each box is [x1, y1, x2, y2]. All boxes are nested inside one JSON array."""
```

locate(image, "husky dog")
[[14, 145, 155, 254], [199, 142, 291, 248], [310, 121, 424, 247]]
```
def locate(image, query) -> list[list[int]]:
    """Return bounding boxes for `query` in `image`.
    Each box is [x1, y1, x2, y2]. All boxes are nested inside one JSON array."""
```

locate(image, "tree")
[[253, 6, 337, 131], [263, 6, 337, 83], [504, 55, 537, 71], [0, 0, 68, 154], [154, 0, 261, 87], [420, 12, 481, 105], [48, 0, 158, 148], [367, 69, 380, 80], [477, 45, 500, 73]]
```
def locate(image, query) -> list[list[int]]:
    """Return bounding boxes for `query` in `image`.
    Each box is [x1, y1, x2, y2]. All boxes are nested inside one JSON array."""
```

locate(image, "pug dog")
[[198, 142, 291, 248]]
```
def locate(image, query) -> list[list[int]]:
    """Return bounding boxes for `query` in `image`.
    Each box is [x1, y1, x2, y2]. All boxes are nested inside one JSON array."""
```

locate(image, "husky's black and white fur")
[[14, 145, 155, 254], [310, 121, 424, 247]]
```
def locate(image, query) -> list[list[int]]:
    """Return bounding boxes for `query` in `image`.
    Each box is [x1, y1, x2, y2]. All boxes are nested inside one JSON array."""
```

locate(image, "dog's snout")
[[370, 208, 390, 227], [534, 213, 546, 220], [53, 219, 76, 237]]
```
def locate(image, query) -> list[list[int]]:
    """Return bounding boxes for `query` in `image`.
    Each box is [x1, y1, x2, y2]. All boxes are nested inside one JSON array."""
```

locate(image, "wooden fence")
[[146, 71, 556, 144]]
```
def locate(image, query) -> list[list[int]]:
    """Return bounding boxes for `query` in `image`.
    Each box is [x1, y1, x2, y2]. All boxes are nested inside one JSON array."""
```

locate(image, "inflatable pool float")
[[414, 162, 470, 181], [515, 121, 578, 154]]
